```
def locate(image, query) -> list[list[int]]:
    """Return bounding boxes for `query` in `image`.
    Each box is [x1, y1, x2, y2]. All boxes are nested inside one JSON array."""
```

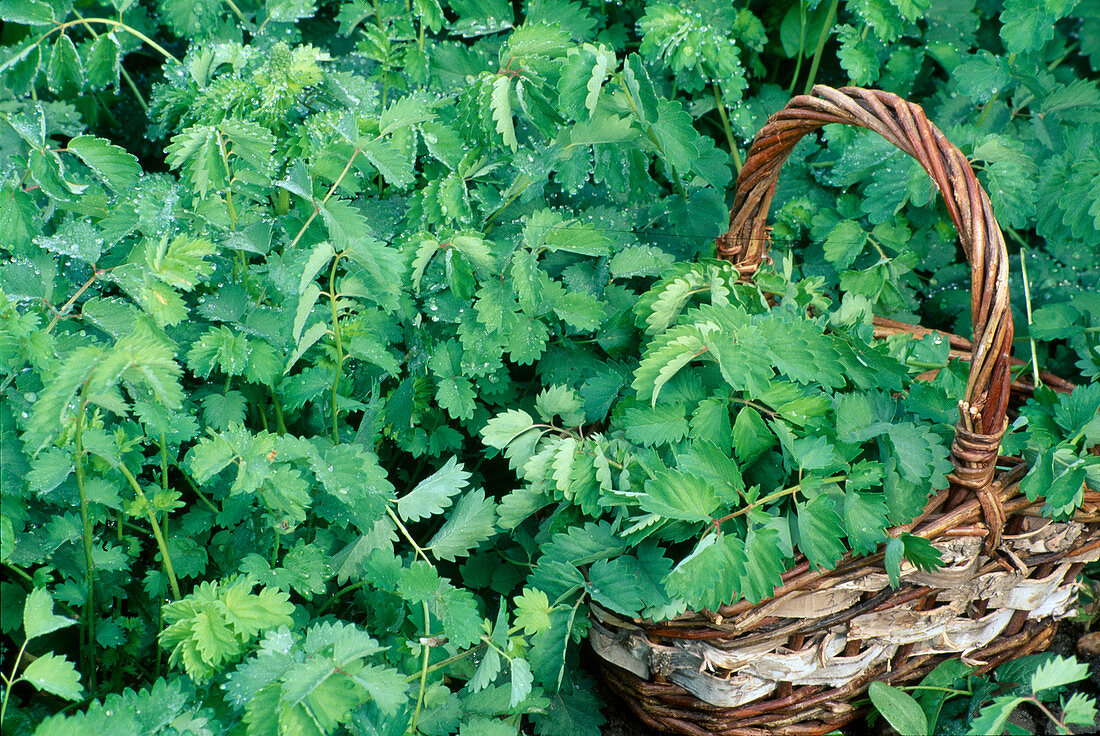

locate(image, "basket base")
[[597, 620, 1058, 736]]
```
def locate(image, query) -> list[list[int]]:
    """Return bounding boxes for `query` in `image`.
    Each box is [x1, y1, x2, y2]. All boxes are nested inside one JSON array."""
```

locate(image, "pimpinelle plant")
[[1, 1, 1098, 735]]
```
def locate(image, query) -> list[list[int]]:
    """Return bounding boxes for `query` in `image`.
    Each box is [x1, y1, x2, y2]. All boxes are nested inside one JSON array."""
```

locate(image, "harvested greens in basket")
[[483, 258, 969, 617]]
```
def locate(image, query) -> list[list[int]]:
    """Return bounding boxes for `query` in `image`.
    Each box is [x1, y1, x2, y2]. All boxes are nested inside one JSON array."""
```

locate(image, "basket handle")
[[716, 85, 1014, 507]]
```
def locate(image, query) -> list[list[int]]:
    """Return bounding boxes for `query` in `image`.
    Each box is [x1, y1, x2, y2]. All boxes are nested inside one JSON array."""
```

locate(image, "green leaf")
[[966, 695, 1026, 736], [632, 325, 711, 406], [20, 652, 84, 701], [165, 125, 227, 198], [732, 406, 775, 464], [299, 241, 336, 294], [46, 34, 83, 97], [2, 0, 56, 25], [1061, 691, 1099, 727], [845, 491, 888, 555], [587, 558, 644, 616], [535, 385, 585, 426], [379, 94, 434, 135], [797, 496, 847, 571], [23, 588, 77, 641], [427, 488, 497, 561], [145, 236, 216, 290], [532, 672, 606, 736], [869, 681, 928, 736], [740, 526, 784, 604], [509, 657, 533, 708], [901, 534, 943, 574], [363, 138, 415, 188], [836, 24, 880, 85], [640, 470, 720, 522], [664, 533, 746, 612], [1029, 655, 1090, 693], [823, 220, 867, 270], [397, 456, 471, 522], [622, 403, 689, 445], [885, 535, 904, 588], [490, 75, 517, 151], [1000, 0, 1073, 54], [348, 663, 409, 715], [482, 409, 537, 449], [66, 136, 142, 192], [86, 34, 121, 89], [514, 589, 552, 635]]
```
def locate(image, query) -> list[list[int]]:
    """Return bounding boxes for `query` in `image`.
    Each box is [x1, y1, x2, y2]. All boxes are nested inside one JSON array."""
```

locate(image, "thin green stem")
[[159, 434, 169, 492], [35, 19, 179, 65], [73, 393, 96, 691], [2, 562, 34, 584], [222, 0, 247, 23], [900, 685, 973, 696], [711, 82, 742, 173], [286, 148, 360, 253], [386, 506, 430, 562], [45, 269, 102, 335], [319, 580, 368, 615], [272, 390, 288, 435], [328, 253, 346, 443], [712, 474, 848, 527], [1019, 249, 1042, 388], [167, 456, 219, 514], [215, 130, 239, 230], [0, 639, 30, 727], [1028, 696, 1068, 731], [384, 505, 435, 732], [118, 463, 182, 600], [405, 644, 482, 682], [788, 3, 808, 94], [410, 602, 431, 732], [803, 0, 839, 96]]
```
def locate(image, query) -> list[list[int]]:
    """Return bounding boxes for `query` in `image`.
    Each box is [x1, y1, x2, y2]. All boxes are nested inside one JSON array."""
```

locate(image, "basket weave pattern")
[[592, 86, 1100, 736]]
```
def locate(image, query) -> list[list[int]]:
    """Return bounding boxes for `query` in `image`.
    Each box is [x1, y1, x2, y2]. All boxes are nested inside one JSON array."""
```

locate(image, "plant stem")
[[0, 639, 30, 727], [803, 0, 840, 96], [35, 19, 180, 65], [271, 390, 287, 435], [286, 148, 361, 253], [167, 456, 219, 514], [405, 643, 482, 681], [711, 82, 742, 173], [215, 130, 239, 230], [385, 506, 435, 733], [45, 269, 102, 335], [788, 3, 808, 94], [73, 393, 96, 692], [118, 463, 182, 600], [1019, 249, 1042, 388], [411, 602, 431, 732], [328, 253, 346, 443], [1028, 696, 1069, 732], [222, 0, 247, 23], [712, 474, 848, 527], [159, 434, 169, 492]]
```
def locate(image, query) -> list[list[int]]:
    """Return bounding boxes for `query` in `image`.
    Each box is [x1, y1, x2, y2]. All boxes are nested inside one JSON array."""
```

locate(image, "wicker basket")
[[590, 85, 1100, 736]]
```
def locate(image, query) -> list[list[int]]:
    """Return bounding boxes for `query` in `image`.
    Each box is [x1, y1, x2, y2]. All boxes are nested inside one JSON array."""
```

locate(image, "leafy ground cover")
[[1, 1, 1098, 735]]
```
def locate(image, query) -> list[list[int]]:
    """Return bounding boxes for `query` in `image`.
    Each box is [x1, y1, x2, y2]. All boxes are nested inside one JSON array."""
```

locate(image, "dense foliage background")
[[1, 0, 1098, 734]]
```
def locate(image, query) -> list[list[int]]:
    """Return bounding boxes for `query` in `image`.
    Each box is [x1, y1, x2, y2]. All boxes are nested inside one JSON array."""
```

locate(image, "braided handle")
[[716, 85, 1014, 511]]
